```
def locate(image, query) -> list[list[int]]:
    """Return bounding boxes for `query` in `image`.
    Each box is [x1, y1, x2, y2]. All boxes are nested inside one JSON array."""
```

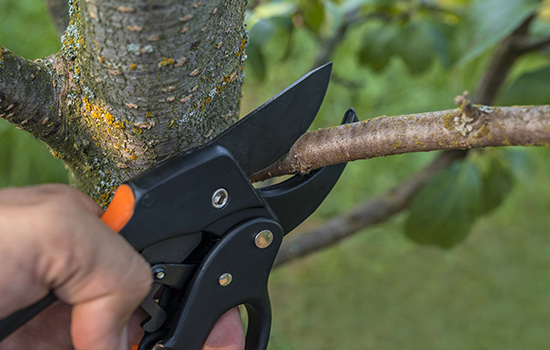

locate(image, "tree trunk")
[[0, 0, 247, 205]]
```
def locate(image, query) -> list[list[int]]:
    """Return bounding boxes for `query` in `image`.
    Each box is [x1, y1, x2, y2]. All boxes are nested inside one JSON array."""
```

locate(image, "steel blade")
[[212, 62, 332, 176]]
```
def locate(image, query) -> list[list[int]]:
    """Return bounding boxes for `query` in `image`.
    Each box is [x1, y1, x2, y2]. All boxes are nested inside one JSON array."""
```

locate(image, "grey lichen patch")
[[141, 45, 154, 54], [453, 110, 476, 136], [452, 92, 489, 137], [127, 43, 142, 55], [61, 0, 85, 60]]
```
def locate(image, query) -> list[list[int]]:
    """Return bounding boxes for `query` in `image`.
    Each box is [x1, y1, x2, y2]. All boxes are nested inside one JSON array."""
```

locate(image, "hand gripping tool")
[[0, 63, 358, 350]]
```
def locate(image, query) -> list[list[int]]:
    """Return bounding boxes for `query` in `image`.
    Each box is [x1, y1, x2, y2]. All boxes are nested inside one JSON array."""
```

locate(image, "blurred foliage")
[[243, 0, 550, 348], [243, 0, 550, 249], [0, 0, 67, 187], [0, 0, 60, 59], [0, 120, 68, 186]]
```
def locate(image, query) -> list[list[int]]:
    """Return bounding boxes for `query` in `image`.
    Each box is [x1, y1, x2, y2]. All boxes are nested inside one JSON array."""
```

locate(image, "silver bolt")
[[255, 230, 274, 249], [212, 188, 229, 209], [219, 273, 233, 286], [152, 342, 166, 350], [154, 269, 166, 280]]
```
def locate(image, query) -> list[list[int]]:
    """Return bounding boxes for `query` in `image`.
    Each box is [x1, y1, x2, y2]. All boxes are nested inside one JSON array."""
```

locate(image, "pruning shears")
[[0, 63, 357, 350]]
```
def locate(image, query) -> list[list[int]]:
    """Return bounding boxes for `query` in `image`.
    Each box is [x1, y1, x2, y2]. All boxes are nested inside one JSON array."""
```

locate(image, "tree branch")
[[0, 48, 65, 144], [274, 150, 466, 266], [517, 35, 550, 54], [474, 14, 535, 104], [43, 0, 70, 36], [252, 100, 550, 182]]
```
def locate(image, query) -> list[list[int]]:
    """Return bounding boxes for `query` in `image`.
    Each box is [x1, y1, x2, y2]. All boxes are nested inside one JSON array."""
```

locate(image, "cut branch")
[[0, 48, 64, 143], [251, 103, 550, 182]]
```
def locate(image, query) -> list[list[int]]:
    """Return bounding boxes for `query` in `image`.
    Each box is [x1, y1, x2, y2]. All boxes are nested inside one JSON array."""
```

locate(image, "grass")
[[268, 148, 550, 350]]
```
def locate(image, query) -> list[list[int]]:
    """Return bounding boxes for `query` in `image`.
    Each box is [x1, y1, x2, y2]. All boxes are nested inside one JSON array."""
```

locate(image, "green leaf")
[[397, 22, 437, 75], [245, 2, 296, 30], [299, 0, 326, 35], [405, 161, 483, 249], [246, 42, 268, 81], [497, 66, 550, 105], [459, 0, 539, 65], [358, 22, 401, 71], [479, 156, 515, 215]]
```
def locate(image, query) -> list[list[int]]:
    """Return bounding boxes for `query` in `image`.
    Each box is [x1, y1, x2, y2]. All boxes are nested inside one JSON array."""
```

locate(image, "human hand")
[[0, 184, 244, 349]]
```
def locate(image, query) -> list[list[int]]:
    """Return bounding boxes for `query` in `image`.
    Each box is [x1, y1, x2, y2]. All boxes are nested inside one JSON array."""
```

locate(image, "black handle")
[[244, 291, 272, 350], [0, 292, 57, 340], [156, 218, 283, 350]]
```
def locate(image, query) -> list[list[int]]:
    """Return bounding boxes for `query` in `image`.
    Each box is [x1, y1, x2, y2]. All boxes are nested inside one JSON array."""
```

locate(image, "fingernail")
[[118, 326, 129, 350]]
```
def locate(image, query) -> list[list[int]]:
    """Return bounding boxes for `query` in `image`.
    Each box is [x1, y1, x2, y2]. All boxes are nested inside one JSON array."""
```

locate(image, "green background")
[[1, 0, 550, 349]]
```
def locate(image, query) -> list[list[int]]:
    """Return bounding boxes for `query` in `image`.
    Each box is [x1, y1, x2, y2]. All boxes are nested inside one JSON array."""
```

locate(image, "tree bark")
[[1, 0, 247, 205]]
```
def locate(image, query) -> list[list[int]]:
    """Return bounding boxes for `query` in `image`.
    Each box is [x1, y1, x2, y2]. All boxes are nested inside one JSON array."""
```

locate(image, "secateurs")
[[0, 63, 358, 350]]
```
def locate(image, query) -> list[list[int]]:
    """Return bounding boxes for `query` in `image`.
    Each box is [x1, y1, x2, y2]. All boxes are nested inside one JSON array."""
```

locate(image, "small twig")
[[517, 36, 550, 53]]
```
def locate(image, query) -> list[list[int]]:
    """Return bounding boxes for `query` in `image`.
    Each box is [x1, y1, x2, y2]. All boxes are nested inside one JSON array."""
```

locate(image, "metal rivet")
[[212, 188, 229, 209], [255, 230, 274, 249], [154, 269, 166, 280], [219, 273, 232, 286], [143, 193, 156, 208]]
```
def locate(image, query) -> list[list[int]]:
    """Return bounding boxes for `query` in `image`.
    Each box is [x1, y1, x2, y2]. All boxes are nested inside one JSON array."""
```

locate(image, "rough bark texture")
[[0, 48, 63, 140], [1, 0, 247, 205]]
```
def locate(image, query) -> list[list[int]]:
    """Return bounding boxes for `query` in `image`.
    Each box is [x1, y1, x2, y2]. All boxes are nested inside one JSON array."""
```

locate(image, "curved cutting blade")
[[258, 108, 358, 234], [212, 63, 332, 176]]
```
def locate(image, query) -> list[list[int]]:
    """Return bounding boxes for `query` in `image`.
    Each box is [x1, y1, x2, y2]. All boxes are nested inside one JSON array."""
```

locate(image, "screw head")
[[219, 273, 233, 286], [255, 230, 274, 249], [154, 269, 166, 280], [212, 188, 229, 209]]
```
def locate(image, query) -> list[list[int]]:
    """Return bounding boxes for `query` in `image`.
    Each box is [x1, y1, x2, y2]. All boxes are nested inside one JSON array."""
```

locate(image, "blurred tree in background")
[[1, 0, 550, 349]]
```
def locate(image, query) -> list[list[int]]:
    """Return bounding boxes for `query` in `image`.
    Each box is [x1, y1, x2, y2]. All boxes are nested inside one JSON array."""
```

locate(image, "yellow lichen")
[[393, 140, 403, 149], [475, 125, 490, 138], [236, 37, 247, 58], [159, 57, 175, 67], [49, 149, 63, 159], [81, 97, 125, 129], [130, 63, 137, 70], [443, 113, 454, 131]]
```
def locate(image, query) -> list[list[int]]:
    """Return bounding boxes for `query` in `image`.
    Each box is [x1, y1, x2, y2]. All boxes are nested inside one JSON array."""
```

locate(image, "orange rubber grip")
[[101, 184, 136, 232], [102, 185, 138, 350]]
